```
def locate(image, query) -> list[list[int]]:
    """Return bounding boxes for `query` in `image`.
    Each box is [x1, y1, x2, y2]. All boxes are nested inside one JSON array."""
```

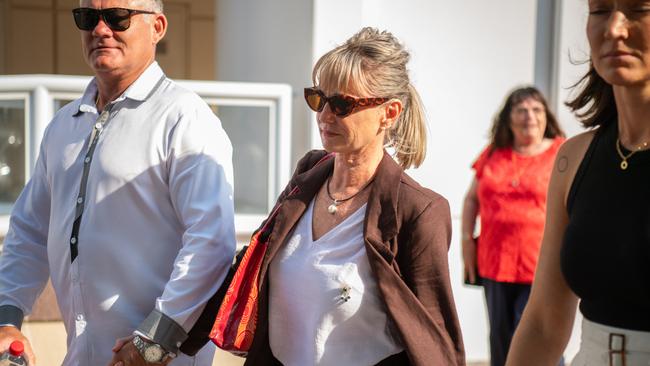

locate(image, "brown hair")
[[565, 63, 616, 128], [489, 86, 564, 151], [311, 27, 427, 169]]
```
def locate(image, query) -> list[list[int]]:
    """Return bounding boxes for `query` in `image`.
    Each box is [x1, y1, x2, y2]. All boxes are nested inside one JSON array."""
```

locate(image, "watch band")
[[132, 335, 175, 363]]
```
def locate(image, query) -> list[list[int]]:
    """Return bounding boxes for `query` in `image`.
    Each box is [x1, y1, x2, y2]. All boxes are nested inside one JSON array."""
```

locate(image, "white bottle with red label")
[[0, 341, 26, 366]]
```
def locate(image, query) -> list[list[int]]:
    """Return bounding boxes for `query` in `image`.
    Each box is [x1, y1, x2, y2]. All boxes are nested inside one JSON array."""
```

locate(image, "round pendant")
[[327, 203, 338, 214], [620, 160, 628, 170], [511, 179, 519, 187]]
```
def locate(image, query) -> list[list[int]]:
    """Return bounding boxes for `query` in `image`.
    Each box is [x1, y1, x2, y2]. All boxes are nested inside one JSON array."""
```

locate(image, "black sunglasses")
[[304, 87, 391, 117], [72, 7, 157, 32]]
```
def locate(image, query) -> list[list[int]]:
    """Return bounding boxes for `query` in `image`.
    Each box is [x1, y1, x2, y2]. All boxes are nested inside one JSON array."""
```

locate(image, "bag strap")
[[257, 152, 334, 235]]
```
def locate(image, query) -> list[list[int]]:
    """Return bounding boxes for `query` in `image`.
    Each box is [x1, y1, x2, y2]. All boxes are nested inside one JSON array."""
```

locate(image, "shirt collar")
[[72, 62, 165, 116]]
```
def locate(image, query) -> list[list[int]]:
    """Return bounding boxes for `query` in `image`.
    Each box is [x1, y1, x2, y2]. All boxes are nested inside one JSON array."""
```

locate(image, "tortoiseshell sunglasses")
[[304, 87, 391, 117]]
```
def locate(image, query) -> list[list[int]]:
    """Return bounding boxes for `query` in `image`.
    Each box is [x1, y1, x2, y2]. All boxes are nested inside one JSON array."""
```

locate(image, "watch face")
[[143, 344, 164, 362]]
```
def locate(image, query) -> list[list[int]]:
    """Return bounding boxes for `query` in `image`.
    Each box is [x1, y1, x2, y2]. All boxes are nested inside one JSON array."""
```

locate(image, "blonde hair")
[[312, 27, 427, 169]]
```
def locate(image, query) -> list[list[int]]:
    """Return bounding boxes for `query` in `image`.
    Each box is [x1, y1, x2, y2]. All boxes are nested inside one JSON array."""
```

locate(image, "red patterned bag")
[[209, 187, 297, 355], [209, 153, 332, 356]]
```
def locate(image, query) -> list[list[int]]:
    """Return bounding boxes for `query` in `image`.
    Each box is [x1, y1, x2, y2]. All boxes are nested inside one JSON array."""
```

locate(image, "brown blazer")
[[245, 150, 465, 366]]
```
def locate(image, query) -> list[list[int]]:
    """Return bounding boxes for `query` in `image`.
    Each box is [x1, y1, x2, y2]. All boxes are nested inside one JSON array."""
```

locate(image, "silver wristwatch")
[[132, 335, 175, 363]]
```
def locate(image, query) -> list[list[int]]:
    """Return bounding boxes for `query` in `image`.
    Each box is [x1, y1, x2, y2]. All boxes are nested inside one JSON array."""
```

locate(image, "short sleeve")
[[471, 145, 492, 179]]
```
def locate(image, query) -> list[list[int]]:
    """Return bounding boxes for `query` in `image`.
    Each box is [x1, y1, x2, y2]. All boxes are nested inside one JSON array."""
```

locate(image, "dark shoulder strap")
[[258, 151, 333, 240], [312, 151, 334, 168], [300, 150, 332, 172]]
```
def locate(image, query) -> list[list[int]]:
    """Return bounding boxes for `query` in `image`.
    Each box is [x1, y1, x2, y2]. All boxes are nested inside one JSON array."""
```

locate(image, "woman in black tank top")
[[506, 2, 650, 366]]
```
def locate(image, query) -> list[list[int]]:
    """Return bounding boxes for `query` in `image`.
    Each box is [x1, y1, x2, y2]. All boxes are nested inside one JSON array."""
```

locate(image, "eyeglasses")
[[304, 87, 391, 117], [72, 7, 157, 32]]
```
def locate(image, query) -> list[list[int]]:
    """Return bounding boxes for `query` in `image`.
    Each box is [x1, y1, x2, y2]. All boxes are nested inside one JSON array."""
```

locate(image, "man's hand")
[[0, 326, 35, 366], [108, 335, 170, 366]]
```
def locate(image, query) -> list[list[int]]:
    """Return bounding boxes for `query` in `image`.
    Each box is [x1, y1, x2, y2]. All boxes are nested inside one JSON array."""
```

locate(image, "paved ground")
[[24, 320, 495, 365], [213, 354, 490, 366], [212, 350, 491, 366]]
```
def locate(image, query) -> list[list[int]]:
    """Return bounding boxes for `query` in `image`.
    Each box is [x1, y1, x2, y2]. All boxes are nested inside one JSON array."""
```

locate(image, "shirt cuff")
[[0, 305, 24, 330], [136, 309, 188, 355]]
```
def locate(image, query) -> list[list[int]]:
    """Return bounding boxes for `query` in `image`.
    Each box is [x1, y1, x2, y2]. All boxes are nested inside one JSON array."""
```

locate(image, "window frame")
[[0, 92, 30, 214], [0, 75, 292, 237]]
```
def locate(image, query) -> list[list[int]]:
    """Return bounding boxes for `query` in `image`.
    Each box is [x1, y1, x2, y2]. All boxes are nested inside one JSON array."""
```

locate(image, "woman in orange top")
[[461, 87, 564, 366]]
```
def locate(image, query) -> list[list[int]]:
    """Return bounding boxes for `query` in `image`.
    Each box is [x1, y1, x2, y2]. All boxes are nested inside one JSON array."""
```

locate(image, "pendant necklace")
[[616, 138, 648, 170], [510, 150, 535, 188], [325, 176, 374, 214]]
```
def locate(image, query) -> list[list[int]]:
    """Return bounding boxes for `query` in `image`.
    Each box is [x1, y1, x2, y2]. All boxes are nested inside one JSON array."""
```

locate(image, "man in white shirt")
[[0, 0, 236, 365]]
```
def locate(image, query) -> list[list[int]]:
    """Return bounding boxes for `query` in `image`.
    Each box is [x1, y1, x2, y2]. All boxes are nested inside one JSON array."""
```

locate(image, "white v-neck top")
[[268, 199, 403, 366]]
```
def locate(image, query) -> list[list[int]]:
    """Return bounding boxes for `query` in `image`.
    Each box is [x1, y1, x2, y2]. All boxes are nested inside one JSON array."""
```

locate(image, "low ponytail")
[[389, 83, 427, 169]]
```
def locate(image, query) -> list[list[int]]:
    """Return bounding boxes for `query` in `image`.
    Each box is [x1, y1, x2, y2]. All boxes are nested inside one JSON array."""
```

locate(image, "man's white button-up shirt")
[[0, 62, 236, 365]]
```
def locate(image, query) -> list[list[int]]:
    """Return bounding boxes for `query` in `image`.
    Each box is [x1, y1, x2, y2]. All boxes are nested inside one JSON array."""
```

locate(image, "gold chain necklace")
[[615, 138, 648, 170], [510, 151, 536, 188]]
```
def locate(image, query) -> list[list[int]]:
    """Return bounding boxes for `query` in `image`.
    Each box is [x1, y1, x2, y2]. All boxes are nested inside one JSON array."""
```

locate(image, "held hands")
[[462, 236, 478, 285], [108, 335, 170, 366], [0, 326, 35, 366]]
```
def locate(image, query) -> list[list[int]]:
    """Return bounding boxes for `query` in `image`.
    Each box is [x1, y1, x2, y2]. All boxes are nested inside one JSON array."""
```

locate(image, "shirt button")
[[84, 157, 91, 164], [77, 197, 83, 204], [70, 237, 77, 244], [95, 123, 103, 130], [76, 314, 84, 321]]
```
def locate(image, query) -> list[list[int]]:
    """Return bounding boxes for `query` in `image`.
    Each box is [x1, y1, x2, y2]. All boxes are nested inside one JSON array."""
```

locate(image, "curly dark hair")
[[489, 86, 564, 152]]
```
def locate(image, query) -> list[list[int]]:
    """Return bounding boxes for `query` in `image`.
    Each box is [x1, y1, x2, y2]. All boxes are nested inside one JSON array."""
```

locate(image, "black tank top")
[[561, 121, 650, 331]]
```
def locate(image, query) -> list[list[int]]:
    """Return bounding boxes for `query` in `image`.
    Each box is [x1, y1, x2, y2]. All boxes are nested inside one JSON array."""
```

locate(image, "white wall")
[[555, 0, 591, 137]]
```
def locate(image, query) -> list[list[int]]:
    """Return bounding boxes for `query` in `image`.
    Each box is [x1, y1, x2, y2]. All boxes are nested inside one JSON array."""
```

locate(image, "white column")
[[30, 85, 52, 174]]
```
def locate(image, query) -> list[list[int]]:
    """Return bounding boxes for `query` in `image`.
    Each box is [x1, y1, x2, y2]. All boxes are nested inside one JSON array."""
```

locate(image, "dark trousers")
[[483, 279, 564, 366]]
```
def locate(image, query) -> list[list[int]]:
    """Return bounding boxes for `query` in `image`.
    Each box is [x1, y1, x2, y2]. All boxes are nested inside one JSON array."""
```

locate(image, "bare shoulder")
[[560, 129, 596, 157], [553, 129, 598, 203], [555, 130, 596, 173]]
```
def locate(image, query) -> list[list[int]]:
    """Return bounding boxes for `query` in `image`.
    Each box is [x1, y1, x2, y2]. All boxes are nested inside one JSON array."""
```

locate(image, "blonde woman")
[[244, 28, 464, 366]]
